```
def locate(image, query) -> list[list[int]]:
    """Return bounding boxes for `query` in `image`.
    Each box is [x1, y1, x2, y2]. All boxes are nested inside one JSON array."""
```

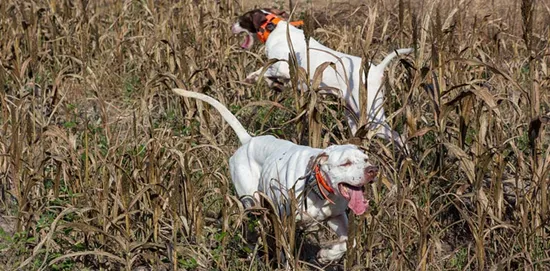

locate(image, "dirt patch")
[[0, 215, 16, 236]]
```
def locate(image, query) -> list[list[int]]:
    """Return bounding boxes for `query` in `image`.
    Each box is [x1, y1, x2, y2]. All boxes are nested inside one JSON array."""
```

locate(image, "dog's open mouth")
[[239, 33, 254, 49], [339, 183, 368, 215], [232, 25, 254, 50]]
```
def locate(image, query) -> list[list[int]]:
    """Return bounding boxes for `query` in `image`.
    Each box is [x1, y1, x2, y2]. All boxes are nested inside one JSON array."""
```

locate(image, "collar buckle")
[[265, 22, 276, 32]]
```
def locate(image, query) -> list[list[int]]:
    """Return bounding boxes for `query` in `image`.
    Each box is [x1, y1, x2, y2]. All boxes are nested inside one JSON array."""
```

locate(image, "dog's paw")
[[241, 196, 255, 209], [316, 248, 344, 264], [266, 77, 289, 92], [245, 72, 260, 84]]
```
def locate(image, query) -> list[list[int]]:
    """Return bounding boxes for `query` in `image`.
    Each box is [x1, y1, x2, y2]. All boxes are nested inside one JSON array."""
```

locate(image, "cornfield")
[[0, 0, 549, 270]]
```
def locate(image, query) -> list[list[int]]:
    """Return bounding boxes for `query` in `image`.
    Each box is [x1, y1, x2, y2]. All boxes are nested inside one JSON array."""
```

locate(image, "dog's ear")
[[238, 10, 267, 33], [316, 153, 329, 164], [251, 11, 268, 30]]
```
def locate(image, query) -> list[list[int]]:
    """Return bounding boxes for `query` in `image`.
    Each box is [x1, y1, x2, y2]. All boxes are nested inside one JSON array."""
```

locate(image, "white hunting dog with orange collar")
[[173, 89, 379, 263], [232, 8, 413, 148]]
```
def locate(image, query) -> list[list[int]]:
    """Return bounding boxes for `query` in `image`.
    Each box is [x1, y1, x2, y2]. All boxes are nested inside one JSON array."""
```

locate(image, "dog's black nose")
[[366, 165, 379, 173], [365, 166, 379, 181]]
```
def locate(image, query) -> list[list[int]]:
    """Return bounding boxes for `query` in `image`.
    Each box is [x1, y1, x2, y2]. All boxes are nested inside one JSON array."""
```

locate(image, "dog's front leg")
[[244, 68, 263, 84], [245, 62, 291, 89], [245, 68, 280, 89], [317, 214, 350, 263]]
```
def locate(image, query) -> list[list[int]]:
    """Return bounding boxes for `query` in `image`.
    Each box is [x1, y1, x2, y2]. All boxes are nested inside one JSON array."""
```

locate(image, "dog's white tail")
[[172, 89, 252, 145], [376, 48, 414, 71]]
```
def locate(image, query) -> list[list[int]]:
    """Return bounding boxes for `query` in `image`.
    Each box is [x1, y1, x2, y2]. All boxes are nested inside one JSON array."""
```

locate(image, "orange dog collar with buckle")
[[314, 164, 335, 204], [257, 13, 304, 43]]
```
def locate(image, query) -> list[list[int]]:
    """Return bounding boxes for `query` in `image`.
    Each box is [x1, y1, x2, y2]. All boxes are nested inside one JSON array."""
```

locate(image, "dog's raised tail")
[[376, 48, 414, 71], [172, 89, 252, 145]]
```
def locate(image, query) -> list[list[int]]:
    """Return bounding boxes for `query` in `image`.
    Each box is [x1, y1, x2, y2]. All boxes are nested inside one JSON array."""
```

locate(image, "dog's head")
[[231, 8, 289, 49], [316, 145, 378, 215]]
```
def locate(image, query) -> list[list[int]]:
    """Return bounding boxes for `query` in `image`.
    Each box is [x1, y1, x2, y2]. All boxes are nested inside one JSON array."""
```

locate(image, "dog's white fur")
[[173, 88, 379, 263], [232, 10, 413, 148]]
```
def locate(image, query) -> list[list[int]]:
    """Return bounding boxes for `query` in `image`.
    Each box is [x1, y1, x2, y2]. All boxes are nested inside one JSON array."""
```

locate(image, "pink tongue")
[[241, 34, 253, 49], [348, 188, 367, 215]]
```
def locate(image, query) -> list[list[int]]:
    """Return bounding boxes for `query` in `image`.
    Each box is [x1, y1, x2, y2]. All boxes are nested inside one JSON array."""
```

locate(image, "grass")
[[1, 0, 549, 270]]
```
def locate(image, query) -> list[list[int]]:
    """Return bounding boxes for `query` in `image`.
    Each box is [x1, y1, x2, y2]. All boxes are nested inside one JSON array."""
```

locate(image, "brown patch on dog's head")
[[236, 8, 289, 33], [232, 8, 291, 49]]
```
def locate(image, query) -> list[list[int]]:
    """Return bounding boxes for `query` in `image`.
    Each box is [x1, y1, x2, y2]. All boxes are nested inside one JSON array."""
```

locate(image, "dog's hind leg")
[[229, 153, 261, 208]]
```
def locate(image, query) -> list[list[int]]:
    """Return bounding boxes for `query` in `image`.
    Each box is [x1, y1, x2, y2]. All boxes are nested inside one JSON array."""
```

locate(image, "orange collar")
[[257, 13, 304, 43], [314, 164, 335, 204]]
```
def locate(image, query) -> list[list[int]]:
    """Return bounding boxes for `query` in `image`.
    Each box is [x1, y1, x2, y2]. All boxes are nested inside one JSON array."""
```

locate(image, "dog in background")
[[232, 8, 413, 149]]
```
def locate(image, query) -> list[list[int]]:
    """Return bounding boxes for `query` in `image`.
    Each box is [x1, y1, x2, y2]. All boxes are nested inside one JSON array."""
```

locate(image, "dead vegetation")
[[0, 0, 549, 270]]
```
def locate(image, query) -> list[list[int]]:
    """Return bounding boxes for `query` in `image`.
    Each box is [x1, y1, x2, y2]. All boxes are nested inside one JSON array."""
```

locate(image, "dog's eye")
[[339, 160, 353, 167]]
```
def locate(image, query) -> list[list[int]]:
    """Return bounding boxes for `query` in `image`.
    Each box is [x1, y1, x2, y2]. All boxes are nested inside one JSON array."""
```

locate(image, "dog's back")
[[230, 135, 321, 199], [267, 22, 362, 95]]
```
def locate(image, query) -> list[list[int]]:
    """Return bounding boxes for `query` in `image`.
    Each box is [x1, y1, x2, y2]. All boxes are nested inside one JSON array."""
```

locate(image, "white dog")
[[173, 88, 379, 263], [232, 8, 413, 148]]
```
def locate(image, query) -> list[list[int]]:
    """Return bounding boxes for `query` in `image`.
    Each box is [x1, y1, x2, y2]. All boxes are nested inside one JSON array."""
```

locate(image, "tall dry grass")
[[0, 0, 549, 270]]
